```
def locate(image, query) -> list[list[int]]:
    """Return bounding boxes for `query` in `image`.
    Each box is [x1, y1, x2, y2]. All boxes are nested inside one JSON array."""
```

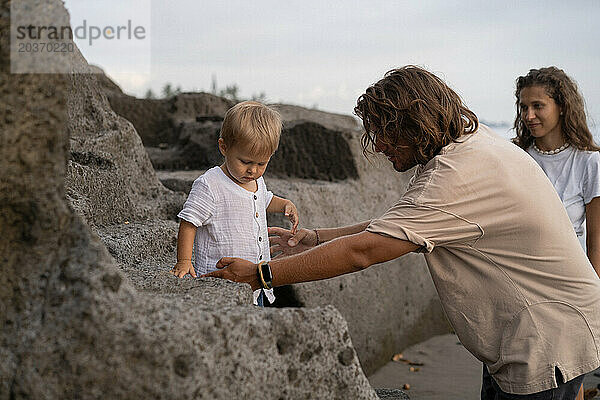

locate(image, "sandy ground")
[[369, 334, 600, 400]]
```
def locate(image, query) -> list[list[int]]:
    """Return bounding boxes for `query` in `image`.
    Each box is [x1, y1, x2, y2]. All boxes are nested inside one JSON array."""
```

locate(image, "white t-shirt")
[[527, 146, 600, 249], [177, 166, 275, 304]]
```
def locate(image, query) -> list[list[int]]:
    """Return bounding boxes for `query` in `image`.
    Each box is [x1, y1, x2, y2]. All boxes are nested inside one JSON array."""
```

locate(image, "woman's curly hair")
[[513, 66, 599, 151], [354, 65, 478, 164]]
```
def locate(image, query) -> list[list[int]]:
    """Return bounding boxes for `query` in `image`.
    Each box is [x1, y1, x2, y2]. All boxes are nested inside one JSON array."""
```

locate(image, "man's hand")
[[269, 226, 317, 259], [170, 259, 197, 278], [201, 257, 260, 290], [284, 201, 299, 234]]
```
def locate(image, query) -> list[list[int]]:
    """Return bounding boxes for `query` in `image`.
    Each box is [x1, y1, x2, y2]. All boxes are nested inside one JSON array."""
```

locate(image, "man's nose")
[[248, 165, 257, 174]]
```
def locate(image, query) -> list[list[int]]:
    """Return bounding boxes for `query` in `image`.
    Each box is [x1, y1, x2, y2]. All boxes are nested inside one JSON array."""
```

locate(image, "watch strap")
[[257, 261, 273, 289]]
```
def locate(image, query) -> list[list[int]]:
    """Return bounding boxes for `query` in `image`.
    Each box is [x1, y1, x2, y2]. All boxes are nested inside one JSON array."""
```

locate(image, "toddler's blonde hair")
[[220, 101, 282, 156]]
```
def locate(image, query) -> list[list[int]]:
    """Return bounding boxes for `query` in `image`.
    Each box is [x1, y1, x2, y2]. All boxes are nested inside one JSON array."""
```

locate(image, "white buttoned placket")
[[252, 191, 274, 305], [252, 193, 263, 262]]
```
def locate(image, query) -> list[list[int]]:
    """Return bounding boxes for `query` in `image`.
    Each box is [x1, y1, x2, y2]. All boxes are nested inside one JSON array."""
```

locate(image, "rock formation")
[[0, 1, 386, 398]]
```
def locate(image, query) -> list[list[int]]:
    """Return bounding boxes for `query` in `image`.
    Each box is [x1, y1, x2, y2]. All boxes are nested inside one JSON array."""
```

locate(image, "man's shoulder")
[[410, 127, 542, 204], [438, 125, 502, 155], [441, 126, 528, 167]]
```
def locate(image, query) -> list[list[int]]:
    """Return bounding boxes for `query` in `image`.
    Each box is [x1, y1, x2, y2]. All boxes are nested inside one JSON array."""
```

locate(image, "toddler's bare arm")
[[171, 220, 197, 278], [267, 195, 299, 233]]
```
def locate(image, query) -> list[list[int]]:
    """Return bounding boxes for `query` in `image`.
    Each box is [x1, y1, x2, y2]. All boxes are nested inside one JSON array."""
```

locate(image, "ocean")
[[489, 123, 600, 144]]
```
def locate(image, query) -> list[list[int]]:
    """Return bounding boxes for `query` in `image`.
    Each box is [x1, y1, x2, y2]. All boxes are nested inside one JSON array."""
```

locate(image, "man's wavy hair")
[[513, 66, 599, 151], [354, 66, 479, 164]]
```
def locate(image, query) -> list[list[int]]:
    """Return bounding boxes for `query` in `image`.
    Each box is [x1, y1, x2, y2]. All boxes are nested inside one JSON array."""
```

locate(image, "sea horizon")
[[489, 122, 600, 144]]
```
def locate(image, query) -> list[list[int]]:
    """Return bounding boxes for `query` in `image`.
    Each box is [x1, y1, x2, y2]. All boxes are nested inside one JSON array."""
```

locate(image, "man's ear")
[[218, 138, 227, 156]]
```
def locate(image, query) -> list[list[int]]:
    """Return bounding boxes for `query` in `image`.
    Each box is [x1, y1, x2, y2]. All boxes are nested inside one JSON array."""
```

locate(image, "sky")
[[64, 0, 600, 135]]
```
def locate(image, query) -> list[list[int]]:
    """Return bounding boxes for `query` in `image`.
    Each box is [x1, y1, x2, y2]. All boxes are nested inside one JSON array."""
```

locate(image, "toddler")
[[170, 101, 298, 306]]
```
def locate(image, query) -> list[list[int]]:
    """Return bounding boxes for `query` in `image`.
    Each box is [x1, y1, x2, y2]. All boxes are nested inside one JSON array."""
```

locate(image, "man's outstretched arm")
[[269, 220, 372, 258], [203, 230, 419, 290]]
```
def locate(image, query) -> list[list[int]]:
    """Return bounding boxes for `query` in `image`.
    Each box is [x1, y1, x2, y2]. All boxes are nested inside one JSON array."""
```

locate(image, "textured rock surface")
[[0, 1, 382, 398], [107, 90, 234, 147], [272, 103, 361, 132], [145, 116, 224, 170], [65, 70, 185, 228], [269, 120, 358, 180], [96, 220, 252, 307], [105, 80, 361, 181]]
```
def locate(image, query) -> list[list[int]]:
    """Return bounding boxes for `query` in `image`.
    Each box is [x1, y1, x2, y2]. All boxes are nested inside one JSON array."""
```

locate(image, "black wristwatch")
[[257, 261, 273, 289]]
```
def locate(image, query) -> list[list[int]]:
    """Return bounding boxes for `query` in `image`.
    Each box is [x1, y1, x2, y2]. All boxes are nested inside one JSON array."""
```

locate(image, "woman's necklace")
[[533, 142, 570, 155]]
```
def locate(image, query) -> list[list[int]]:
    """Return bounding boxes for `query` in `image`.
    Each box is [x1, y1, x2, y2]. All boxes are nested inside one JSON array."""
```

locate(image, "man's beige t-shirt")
[[367, 126, 600, 394]]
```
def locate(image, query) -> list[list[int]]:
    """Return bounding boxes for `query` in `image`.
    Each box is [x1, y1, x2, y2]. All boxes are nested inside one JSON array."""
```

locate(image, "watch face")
[[262, 263, 272, 282]]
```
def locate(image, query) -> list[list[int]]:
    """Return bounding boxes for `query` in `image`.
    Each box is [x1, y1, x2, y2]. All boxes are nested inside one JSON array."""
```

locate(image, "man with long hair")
[[204, 66, 600, 399]]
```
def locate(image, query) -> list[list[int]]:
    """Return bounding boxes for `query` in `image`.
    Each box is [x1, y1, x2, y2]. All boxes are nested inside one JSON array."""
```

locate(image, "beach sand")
[[369, 334, 600, 400]]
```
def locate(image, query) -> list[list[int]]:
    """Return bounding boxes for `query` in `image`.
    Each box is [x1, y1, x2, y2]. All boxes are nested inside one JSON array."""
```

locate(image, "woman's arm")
[[585, 197, 600, 277]]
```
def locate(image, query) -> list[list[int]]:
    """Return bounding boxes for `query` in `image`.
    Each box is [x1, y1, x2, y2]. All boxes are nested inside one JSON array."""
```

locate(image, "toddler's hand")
[[284, 201, 299, 234], [269, 227, 316, 259], [170, 260, 196, 278]]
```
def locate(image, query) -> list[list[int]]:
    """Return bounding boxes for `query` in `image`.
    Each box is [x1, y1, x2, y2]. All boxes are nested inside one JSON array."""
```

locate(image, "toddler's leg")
[[257, 289, 265, 307]]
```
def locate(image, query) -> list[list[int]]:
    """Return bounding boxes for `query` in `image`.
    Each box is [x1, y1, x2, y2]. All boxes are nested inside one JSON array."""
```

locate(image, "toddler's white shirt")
[[177, 166, 275, 304]]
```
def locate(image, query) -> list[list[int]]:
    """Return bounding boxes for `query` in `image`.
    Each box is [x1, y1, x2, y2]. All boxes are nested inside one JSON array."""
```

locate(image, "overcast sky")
[[64, 0, 600, 134]]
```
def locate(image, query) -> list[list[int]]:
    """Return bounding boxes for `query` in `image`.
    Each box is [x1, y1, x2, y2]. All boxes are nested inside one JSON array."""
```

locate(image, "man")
[[203, 66, 600, 399]]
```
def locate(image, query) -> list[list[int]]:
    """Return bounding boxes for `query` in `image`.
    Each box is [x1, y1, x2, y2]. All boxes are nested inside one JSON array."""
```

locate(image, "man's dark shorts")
[[481, 365, 585, 400]]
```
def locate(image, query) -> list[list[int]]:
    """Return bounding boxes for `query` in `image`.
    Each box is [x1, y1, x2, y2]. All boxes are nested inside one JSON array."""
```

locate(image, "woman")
[[514, 67, 600, 278]]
